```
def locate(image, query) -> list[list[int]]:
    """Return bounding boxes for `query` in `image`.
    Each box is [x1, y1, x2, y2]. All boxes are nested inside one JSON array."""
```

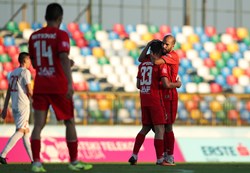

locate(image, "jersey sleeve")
[[137, 65, 142, 79], [57, 30, 70, 53], [159, 64, 169, 79], [161, 52, 179, 65]]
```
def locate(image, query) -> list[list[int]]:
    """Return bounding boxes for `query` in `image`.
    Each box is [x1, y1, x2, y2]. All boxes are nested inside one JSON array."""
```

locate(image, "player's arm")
[[26, 83, 33, 99], [138, 40, 158, 62], [161, 77, 181, 89], [1, 86, 11, 119], [59, 52, 74, 98], [136, 78, 140, 89]]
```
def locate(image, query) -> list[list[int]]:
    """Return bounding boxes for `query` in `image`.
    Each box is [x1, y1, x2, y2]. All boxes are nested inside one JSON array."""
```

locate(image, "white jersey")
[[8, 67, 31, 129]]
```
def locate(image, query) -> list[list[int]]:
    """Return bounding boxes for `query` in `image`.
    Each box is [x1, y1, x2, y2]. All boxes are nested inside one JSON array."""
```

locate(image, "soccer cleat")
[[0, 156, 7, 164], [156, 160, 173, 166], [68, 161, 93, 171], [31, 164, 47, 172], [128, 156, 137, 165], [165, 155, 175, 166]]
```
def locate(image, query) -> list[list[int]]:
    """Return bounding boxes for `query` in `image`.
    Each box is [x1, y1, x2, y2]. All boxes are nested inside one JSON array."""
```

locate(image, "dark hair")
[[45, 3, 63, 21], [150, 40, 163, 55], [18, 52, 29, 64]]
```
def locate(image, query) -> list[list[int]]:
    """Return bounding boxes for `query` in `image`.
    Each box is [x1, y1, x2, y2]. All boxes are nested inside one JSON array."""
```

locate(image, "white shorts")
[[12, 107, 30, 130]]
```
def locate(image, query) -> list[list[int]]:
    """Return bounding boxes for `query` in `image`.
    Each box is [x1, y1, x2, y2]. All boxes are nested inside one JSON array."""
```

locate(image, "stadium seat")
[[111, 39, 124, 51], [159, 25, 171, 35], [186, 82, 198, 93], [95, 30, 108, 42], [205, 26, 216, 37], [0, 78, 8, 90], [204, 42, 216, 52], [79, 23, 91, 33], [92, 47, 105, 57], [182, 25, 194, 36], [198, 82, 210, 93], [136, 24, 148, 35], [236, 27, 248, 40]]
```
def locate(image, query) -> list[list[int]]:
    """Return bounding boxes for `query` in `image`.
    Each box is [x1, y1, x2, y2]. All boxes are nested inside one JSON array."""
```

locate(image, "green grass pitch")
[[1, 163, 250, 173]]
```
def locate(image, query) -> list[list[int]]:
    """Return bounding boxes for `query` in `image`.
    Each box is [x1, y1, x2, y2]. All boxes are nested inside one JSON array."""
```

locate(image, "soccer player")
[[129, 41, 181, 166], [139, 35, 180, 165], [28, 3, 92, 172], [0, 52, 33, 164]]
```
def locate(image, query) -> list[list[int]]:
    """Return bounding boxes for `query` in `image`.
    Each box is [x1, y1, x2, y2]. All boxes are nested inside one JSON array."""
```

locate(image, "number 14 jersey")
[[28, 26, 70, 94]]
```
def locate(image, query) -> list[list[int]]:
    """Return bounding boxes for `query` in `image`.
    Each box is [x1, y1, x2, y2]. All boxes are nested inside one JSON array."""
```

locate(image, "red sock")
[[133, 133, 145, 155], [67, 140, 78, 162], [154, 139, 164, 159], [31, 139, 41, 162], [165, 131, 175, 155]]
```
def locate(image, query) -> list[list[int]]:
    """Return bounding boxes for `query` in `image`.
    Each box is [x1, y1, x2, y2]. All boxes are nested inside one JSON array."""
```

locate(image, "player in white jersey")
[[0, 52, 33, 164]]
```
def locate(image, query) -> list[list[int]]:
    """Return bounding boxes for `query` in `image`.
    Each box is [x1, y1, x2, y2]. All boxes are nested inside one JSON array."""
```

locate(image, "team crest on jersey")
[[38, 67, 55, 76]]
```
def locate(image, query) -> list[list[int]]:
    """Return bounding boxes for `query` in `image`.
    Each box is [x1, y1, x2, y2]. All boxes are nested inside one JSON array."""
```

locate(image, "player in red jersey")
[[129, 41, 181, 166], [139, 35, 180, 165], [28, 3, 92, 172]]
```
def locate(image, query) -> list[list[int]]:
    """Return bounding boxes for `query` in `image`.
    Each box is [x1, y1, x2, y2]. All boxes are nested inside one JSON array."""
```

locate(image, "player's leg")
[[0, 109, 28, 164], [129, 106, 151, 165], [0, 129, 23, 164], [31, 94, 49, 172], [164, 100, 178, 165], [23, 129, 33, 163], [154, 124, 165, 164], [31, 109, 47, 172], [129, 125, 151, 165], [51, 94, 92, 171]]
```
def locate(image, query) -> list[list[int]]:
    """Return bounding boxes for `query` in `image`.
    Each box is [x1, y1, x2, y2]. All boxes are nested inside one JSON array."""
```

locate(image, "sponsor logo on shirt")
[[38, 67, 55, 76], [141, 85, 150, 93]]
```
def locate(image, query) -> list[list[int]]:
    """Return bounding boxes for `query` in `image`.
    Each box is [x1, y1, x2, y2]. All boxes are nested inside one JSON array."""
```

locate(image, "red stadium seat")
[[0, 78, 8, 90], [159, 25, 171, 35], [216, 42, 227, 52], [113, 23, 125, 35], [67, 22, 79, 33], [205, 26, 216, 37], [210, 83, 222, 93], [226, 75, 238, 86], [3, 62, 14, 72], [204, 58, 215, 68]]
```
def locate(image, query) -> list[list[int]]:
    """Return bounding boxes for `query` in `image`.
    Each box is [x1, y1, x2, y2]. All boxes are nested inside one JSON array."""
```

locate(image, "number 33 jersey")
[[8, 67, 31, 109], [28, 26, 70, 94], [137, 56, 168, 107]]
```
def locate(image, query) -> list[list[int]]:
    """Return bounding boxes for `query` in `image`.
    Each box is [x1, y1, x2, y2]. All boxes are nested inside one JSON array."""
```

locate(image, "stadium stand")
[[0, 21, 250, 125]]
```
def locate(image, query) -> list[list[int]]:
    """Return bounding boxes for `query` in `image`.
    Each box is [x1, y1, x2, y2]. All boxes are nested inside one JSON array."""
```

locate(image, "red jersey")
[[161, 50, 179, 100], [137, 55, 168, 106], [28, 27, 70, 94]]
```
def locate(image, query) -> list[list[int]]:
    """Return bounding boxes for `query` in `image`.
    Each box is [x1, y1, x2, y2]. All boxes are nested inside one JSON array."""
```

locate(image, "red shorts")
[[33, 94, 74, 120], [141, 106, 166, 125], [164, 100, 178, 124]]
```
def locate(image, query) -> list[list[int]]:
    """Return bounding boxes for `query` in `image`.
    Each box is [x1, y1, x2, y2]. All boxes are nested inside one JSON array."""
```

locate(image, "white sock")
[[132, 154, 138, 160], [23, 133, 33, 162], [0, 131, 23, 158]]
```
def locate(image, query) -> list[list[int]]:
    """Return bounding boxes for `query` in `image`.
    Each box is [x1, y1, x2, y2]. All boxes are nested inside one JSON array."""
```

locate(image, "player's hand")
[[66, 84, 74, 99], [70, 59, 75, 67], [176, 75, 182, 88], [1, 109, 7, 119]]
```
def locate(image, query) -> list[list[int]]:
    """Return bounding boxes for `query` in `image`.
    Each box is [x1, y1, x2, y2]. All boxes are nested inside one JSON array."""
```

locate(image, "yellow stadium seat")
[[232, 67, 244, 78], [210, 50, 221, 61], [237, 27, 248, 40], [92, 47, 105, 57], [19, 21, 30, 32]]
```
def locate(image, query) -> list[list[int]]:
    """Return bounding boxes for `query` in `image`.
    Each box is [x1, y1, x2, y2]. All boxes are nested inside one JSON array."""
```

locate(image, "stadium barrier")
[[0, 91, 250, 126]]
